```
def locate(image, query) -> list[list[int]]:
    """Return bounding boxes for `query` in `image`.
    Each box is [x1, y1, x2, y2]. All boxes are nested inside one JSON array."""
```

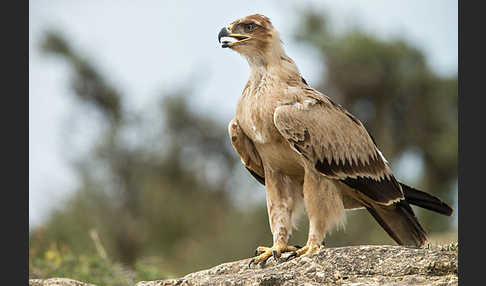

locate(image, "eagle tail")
[[401, 183, 454, 216], [366, 200, 427, 247]]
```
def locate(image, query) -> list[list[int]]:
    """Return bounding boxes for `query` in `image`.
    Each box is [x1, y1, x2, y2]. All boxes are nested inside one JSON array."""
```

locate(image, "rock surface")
[[29, 244, 458, 286], [136, 245, 458, 286], [29, 278, 96, 286]]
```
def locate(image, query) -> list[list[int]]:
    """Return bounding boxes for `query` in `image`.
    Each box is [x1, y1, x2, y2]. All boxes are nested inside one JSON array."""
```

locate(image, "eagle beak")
[[218, 26, 250, 48]]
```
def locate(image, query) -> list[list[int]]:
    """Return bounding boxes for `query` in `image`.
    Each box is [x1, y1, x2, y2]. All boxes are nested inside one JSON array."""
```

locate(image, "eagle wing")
[[273, 87, 404, 205], [228, 118, 265, 184]]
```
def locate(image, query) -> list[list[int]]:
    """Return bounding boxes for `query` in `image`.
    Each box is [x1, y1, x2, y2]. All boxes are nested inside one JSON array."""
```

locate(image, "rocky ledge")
[[29, 244, 458, 286], [137, 244, 458, 286]]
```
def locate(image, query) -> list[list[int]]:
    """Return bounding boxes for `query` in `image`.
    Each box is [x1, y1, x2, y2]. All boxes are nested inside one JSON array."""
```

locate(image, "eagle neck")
[[245, 38, 286, 70], [247, 51, 301, 87]]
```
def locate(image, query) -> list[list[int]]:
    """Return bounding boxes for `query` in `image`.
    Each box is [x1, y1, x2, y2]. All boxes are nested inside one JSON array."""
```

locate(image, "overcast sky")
[[29, 0, 458, 227]]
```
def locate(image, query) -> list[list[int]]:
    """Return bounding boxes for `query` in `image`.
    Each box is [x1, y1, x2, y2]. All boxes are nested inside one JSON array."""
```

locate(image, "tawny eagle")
[[218, 14, 453, 267]]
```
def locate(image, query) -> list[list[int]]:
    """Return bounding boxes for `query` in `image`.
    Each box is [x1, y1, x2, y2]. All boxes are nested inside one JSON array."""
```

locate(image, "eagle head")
[[218, 14, 282, 63]]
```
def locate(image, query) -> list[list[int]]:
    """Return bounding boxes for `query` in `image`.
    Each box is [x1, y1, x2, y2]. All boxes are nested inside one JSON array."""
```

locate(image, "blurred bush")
[[29, 10, 457, 282]]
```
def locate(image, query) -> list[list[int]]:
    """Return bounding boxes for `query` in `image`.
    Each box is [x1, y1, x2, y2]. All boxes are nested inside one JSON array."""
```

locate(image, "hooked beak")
[[218, 26, 250, 48]]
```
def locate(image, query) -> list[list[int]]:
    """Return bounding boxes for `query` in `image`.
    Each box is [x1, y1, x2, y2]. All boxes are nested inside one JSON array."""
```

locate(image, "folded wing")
[[228, 118, 265, 184], [273, 88, 404, 206]]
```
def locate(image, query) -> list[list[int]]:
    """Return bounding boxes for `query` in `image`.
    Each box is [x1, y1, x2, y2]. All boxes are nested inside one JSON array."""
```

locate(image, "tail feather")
[[366, 200, 427, 247], [401, 183, 454, 216]]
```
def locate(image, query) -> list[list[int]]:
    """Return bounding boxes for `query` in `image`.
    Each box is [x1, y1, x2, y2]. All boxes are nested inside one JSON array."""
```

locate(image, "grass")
[[29, 242, 171, 286], [424, 241, 458, 252]]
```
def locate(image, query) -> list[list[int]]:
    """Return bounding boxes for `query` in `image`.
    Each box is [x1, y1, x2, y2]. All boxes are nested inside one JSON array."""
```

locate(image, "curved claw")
[[272, 250, 278, 259], [260, 251, 275, 267], [248, 258, 255, 269], [259, 259, 268, 267], [286, 251, 298, 261]]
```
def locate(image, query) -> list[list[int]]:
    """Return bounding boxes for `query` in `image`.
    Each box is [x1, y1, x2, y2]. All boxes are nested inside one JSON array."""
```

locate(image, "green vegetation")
[[29, 241, 170, 286]]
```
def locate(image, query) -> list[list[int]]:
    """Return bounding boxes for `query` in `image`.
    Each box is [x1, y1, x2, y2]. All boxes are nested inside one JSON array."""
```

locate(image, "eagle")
[[218, 14, 453, 267]]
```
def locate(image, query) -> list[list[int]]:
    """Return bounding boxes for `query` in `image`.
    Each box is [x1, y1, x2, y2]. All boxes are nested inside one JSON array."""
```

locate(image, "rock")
[[29, 278, 96, 286], [136, 245, 458, 286], [29, 245, 458, 286]]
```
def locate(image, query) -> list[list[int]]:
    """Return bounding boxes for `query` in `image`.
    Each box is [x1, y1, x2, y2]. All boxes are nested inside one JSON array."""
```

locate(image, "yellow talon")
[[293, 243, 323, 257], [249, 243, 300, 267]]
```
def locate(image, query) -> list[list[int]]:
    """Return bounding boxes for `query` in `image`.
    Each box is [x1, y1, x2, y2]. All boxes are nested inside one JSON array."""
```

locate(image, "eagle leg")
[[249, 170, 304, 267], [287, 171, 344, 261]]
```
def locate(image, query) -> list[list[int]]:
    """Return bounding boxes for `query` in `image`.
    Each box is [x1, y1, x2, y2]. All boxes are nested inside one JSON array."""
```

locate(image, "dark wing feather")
[[246, 167, 265, 185], [401, 183, 453, 216], [365, 200, 427, 247]]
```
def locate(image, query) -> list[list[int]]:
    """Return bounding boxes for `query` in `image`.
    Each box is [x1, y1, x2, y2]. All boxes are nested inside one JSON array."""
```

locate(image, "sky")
[[29, 0, 458, 228]]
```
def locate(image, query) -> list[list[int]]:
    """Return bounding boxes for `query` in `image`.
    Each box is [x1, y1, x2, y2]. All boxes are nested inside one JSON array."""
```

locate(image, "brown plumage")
[[219, 14, 453, 266]]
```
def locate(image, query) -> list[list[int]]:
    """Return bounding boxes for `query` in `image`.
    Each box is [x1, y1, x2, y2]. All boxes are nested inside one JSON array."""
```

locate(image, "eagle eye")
[[244, 23, 256, 33]]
